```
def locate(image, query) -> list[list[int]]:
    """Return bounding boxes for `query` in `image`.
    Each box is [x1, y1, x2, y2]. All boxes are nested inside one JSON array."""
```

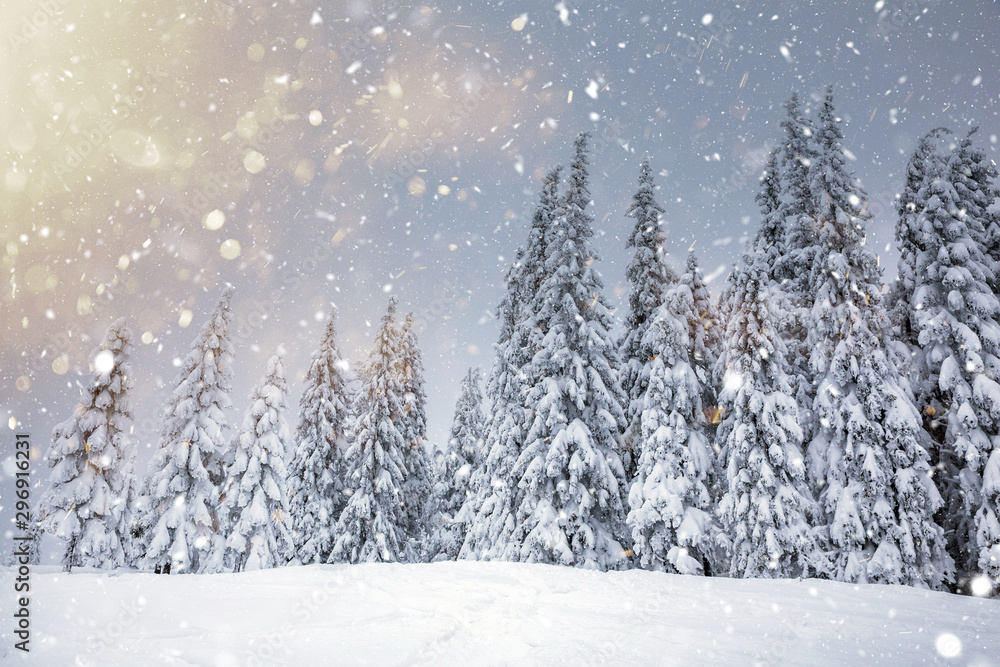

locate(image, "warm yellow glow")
[[243, 151, 267, 174], [203, 209, 226, 231], [219, 239, 242, 260]]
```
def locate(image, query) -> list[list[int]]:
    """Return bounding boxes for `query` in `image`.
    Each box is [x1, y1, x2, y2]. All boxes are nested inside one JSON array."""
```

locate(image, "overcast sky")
[[2, 0, 999, 491]]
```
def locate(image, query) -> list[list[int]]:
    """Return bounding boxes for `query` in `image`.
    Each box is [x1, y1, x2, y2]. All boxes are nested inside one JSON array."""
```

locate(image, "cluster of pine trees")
[[28, 85, 999, 594], [453, 85, 998, 594], [29, 290, 440, 572]]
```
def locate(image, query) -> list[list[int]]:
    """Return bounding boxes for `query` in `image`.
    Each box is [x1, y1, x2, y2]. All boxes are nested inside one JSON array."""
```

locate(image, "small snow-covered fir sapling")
[[428, 367, 485, 561], [215, 354, 295, 572], [330, 299, 412, 563], [287, 309, 354, 565], [142, 286, 236, 574], [36, 318, 137, 571]]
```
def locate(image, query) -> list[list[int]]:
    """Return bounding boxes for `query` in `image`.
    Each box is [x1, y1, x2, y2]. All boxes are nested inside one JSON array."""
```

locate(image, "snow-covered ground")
[[1, 562, 997, 666]]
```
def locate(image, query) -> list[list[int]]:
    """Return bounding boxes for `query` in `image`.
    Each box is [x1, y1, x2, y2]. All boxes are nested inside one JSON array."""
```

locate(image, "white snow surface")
[[1, 562, 998, 665]]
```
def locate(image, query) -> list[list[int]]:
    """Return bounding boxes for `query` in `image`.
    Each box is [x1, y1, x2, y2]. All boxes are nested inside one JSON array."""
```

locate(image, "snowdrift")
[[1, 561, 997, 665]]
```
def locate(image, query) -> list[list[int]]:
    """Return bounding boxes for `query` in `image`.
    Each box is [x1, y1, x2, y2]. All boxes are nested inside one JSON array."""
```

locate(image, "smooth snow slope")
[[1, 561, 997, 666]]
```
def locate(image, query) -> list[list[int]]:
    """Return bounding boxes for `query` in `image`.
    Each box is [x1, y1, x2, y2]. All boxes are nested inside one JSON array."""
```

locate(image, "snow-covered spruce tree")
[[948, 130, 1000, 582], [330, 299, 412, 563], [776, 93, 822, 445], [713, 149, 797, 471], [805, 86, 952, 588], [886, 128, 960, 552], [718, 259, 818, 578], [953, 128, 1000, 289], [911, 129, 1000, 584], [36, 318, 135, 570], [287, 310, 354, 565], [459, 167, 564, 561], [521, 165, 564, 312], [398, 312, 434, 560], [627, 279, 721, 574], [214, 354, 295, 571], [753, 146, 791, 286], [890, 127, 951, 350], [143, 286, 235, 573], [776, 91, 819, 300], [681, 251, 722, 431], [428, 367, 485, 561], [619, 156, 673, 480], [513, 133, 629, 570]]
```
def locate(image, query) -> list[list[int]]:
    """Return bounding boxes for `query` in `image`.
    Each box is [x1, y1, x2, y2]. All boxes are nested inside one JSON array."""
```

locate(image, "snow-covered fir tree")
[[398, 312, 434, 560], [805, 87, 952, 588], [911, 128, 1000, 584], [681, 250, 722, 430], [36, 318, 135, 570], [331, 300, 412, 563], [890, 127, 951, 351], [459, 166, 567, 561], [287, 310, 354, 565], [521, 165, 564, 311], [752, 146, 790, 286], [215, 354, 295, 572], [513, 133, 629, 570], [627, 278, 721, 574], [776, 91, 819, 299], [619, 155, 672, 480], [142, 286, 236, 573], [428, 367, 485, 561], [717, 259, 817, 578]]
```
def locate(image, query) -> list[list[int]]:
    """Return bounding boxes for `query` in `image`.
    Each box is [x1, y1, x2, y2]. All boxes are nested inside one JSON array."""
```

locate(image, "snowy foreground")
[[2, 562, 998, 666]]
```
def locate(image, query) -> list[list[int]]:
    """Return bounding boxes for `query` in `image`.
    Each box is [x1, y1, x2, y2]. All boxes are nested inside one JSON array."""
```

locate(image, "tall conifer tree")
[[216, 354, 295, 571], [331, 300, 412, 563], [805, 87, 951, 588], [619, 156, 672, 480], [37, 318, 135, 570], [288, 310, 354, 564], [513, 133, 629, 570], [143, 287, 235, 573]]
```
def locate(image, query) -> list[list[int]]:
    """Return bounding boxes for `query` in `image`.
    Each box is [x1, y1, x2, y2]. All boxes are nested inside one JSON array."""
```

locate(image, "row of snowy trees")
[[30, 287, 440, 572], [28, 85, 998, 594]]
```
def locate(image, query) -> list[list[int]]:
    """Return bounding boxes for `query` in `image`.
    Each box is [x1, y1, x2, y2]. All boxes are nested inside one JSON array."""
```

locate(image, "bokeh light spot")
[[203, 209, 226, 231], [243, 150, 266, 174], [52, 356, 69, 375], [220, 239, 242, 260]]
